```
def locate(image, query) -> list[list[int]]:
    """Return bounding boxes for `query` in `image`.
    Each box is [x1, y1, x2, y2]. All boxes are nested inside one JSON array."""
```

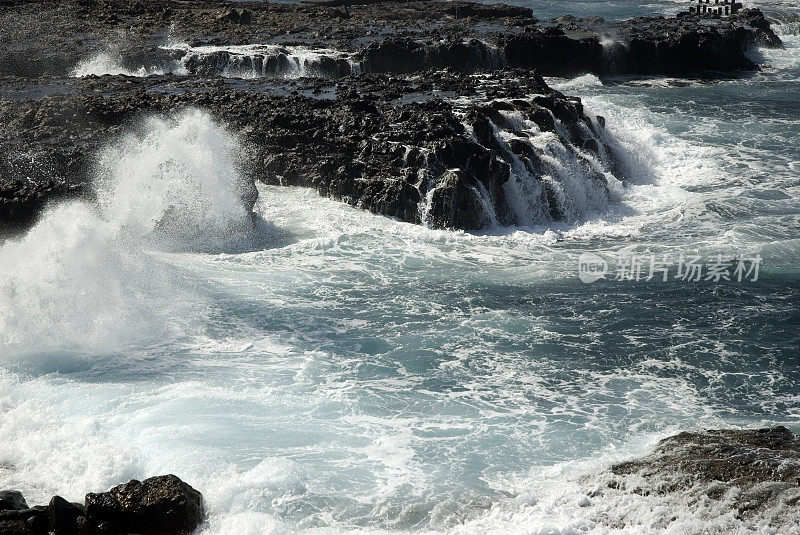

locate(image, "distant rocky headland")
[[0, 0, 784, 233]]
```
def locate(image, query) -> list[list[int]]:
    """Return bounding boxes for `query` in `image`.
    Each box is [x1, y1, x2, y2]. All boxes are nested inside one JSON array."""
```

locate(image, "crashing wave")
[[0, 109, 261, 356]]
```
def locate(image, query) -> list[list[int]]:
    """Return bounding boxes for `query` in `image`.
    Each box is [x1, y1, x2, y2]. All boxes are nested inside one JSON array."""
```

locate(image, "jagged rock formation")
[[0, 70, 615, 232], [0, 475, 203, 535], [552, 8, 783, 75], [585, 426, 800, 528], [0, 0, 781, 80]]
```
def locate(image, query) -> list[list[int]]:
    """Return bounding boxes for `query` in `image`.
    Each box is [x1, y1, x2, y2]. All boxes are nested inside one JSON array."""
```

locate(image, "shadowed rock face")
[[0, 70, 616, 232], [609, 427, 800, 519], [552, 9, 783, 75], [0, 491, 27, 512]]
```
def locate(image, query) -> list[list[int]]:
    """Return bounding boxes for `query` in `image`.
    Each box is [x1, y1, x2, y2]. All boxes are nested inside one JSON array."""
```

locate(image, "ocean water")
[[1, 2, 799, 535]]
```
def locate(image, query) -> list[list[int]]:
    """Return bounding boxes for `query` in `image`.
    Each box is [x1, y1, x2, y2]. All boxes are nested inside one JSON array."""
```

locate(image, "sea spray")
[[71, 50, 176, 77], [169, 43, 358, 79], [95, 109, 259, 252], [0, 109, 259, 358]]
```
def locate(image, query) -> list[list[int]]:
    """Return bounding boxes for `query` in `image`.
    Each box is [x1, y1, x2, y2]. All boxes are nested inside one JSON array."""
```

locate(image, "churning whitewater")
[[1, 0, 799, 534]]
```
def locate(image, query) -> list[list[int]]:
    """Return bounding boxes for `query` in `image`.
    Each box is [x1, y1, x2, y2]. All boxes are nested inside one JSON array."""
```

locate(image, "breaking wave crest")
[[71, 50, 174, 77], [94, 109, 258, 251]]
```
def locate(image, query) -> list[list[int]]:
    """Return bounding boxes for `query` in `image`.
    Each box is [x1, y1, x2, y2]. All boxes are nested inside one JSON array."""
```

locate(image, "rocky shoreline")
[[0, 0, 784, 233], [0, 0, 782, 79], [2, 427, 797, 533], [0, 70, 617, 232]]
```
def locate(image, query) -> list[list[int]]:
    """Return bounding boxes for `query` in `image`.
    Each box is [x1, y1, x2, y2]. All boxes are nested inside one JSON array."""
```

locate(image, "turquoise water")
[[1, 4, 799, 535]]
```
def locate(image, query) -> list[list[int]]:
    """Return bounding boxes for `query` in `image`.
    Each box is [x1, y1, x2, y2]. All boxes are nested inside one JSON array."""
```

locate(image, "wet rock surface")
[[0, 475, 203, 535], [600, 426, 800, 521], [0, 0, 782, 233], [552, 8, 783, 75], [0, 492, 27, 512], [0, 70, 616, 232]]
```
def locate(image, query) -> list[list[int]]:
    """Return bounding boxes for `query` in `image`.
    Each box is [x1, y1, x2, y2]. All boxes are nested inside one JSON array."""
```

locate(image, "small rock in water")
[[595, 115, 606, 129]]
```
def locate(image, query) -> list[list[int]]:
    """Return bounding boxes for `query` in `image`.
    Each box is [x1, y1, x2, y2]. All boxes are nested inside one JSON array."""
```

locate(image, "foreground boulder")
[[0, 475, 203, 535], [0, 492, 27, 512], [48, 496, 84, 534], [85, 475, 204, 535]]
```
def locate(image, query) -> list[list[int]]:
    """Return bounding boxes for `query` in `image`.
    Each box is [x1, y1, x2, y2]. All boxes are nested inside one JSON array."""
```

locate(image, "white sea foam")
[[752, 32, 800, 79], [163, 43, 359, 79], [549, 95, 723, 244], [95, 109, 257, 251], [5, 23, 800, 535], [71, 43, 358, 79], [71, 51, 175, 77], [548, 73, 604, 91], [455, 447, 800, 534], [1, 176, 797, 534], [498, 108, 622, 227], [0, 201, 196, 357], [0, 109, 256, 358]]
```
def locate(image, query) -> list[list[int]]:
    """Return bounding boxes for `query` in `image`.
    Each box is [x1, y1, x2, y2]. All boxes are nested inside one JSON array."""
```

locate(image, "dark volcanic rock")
[[0, 491, 27, 512], [0, 500, 48, 535], [0, 476, 203, 535], [0, 0, 783, 233], [607, 426, 800, 519], [0, 70, 617, 232], [0, 515, 26, 535], [48, 496, 84, 534], [84, 475, 203, 535], [0, 0, 781, 79], [553, 8, 782, 75]]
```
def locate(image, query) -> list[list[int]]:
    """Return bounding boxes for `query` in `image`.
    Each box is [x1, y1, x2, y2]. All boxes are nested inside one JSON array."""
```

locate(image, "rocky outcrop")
[[85, 475, 204, 535], [0, 475, 203, 535], [0, 0, 782, 79], [0, 70, 616, 232], [552, 8, 782, 75], [0, 0, 784, 233], [0, 492, 27, 512], [594, 426, 800, 523]]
